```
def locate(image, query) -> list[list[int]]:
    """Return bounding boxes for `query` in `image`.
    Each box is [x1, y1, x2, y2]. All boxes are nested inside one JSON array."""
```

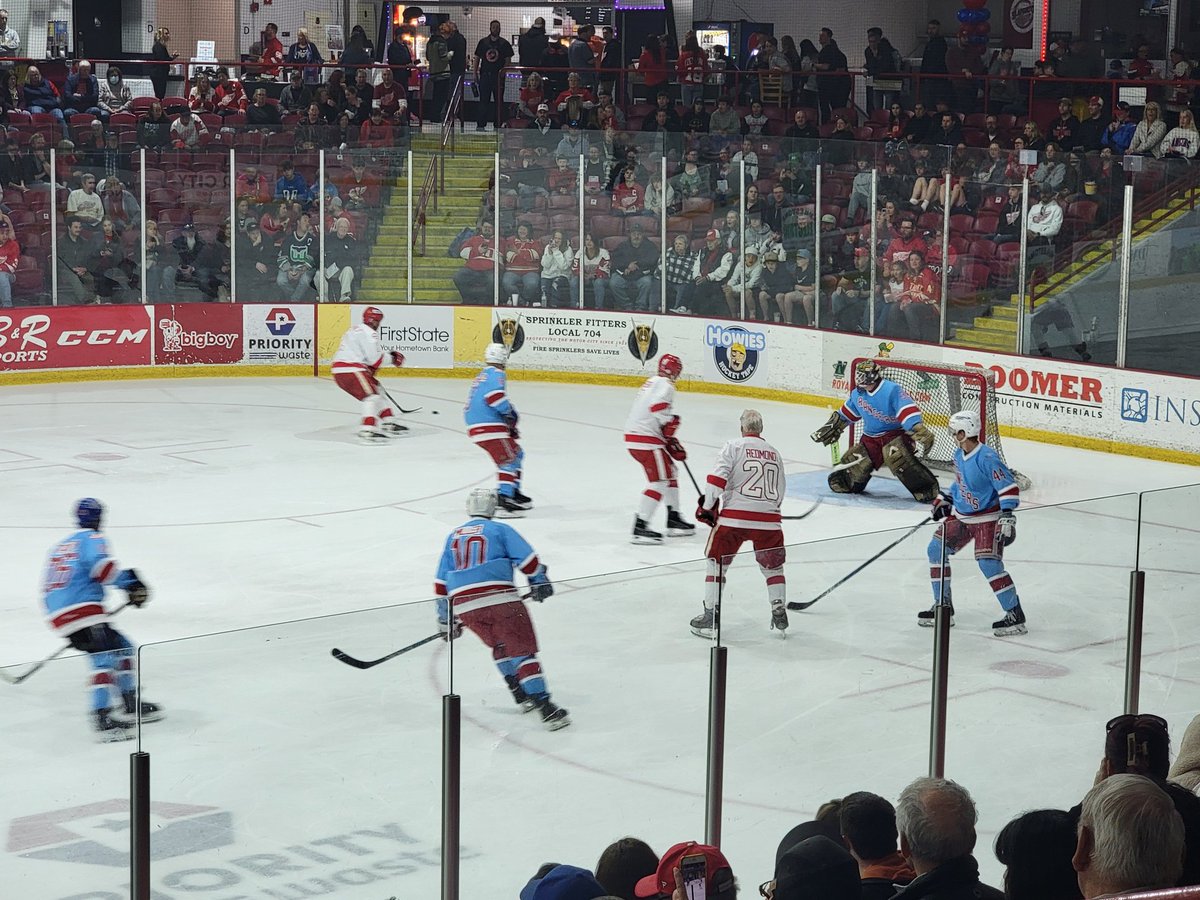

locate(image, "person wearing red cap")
[[634, 841, 736, 899]]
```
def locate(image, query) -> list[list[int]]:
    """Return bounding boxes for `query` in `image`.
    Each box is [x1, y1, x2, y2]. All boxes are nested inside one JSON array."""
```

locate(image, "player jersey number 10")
[[740, 459, 783, 502], [451, 533, 489, 571]]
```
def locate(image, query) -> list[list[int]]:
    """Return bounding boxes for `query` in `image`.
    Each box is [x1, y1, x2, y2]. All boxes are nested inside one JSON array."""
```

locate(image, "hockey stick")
[[787, 516, 933, 611], [781, 498, 823, 520], [1, 600, 132, 686], [679, 456, 704, 497], [331, 633, 441, 669], [380, 385, 422, 415]]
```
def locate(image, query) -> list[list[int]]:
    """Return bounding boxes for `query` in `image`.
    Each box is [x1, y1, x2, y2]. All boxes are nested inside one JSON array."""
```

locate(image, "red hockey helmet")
[[363, 306, 384, 329], [657, 354, 683, 380]]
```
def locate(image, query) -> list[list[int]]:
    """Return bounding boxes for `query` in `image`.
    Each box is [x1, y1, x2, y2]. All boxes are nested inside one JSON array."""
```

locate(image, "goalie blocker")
[[813, 360, 939, 502]]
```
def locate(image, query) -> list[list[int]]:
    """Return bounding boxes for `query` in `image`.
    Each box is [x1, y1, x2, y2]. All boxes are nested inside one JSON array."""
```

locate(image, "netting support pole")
[[929, 535, 950, 779], [442, 693, 461, 900], [131, 751, 151, 900], [705, 642, 727, 848]]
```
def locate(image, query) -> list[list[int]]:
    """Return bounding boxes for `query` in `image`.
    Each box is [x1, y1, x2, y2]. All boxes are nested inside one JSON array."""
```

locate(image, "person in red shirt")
[[612, 167, 645, 216], [213, 67, 245, 115], [546, 156, 576, 196], [502, 223, 542, 304], [676, 34, 709, 108], [0, 218, 18, 307], [552, 72, 596, 116], [359, 107, 393, 148], [882, 217, 928, 270], [454, 220, 501, 304], [519, 72, 545, 118], [637, 35, 669, 99], [374, 69, 404, 118], [261, 23, 285, 79], [336, 160, 381, 210], [899, 250, 941, 342], [236, 164, 271, 208]]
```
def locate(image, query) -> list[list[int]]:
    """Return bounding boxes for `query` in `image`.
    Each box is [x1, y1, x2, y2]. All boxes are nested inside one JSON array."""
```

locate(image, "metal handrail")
[[413, 77, 463, 258]]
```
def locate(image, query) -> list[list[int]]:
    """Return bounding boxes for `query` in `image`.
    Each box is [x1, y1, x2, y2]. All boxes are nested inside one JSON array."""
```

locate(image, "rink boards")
[[0, 302, 1196, 465]]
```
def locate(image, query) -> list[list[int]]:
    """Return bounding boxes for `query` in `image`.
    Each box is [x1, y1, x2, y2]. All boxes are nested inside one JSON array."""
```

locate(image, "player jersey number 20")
[[740, 459, 783, 503], [451, 533, 488, 571]]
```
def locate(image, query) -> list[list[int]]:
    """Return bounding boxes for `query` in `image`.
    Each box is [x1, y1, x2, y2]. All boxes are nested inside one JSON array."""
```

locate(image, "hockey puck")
[[432, 410, 439, 414]]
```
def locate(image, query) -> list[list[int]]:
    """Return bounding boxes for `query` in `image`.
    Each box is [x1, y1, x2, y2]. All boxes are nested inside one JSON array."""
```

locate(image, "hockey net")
[[848, 357, 1032, 490]]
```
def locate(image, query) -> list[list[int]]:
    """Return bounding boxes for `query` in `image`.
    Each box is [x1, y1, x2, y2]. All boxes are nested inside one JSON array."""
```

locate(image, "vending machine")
[[692, 19, 773, 69]]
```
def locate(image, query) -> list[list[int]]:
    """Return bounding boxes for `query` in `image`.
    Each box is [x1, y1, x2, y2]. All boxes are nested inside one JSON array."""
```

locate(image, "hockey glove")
[[665, 437, 687, 461], [438, 617, 463, 641], [811, 412, 847, 446], [391, 350, 406, 367], [998, 511, 1017, 546], [910, 422, 935, 455], [528, 569, 554, 603], [931, 492, 953, 522], [695, 503, 718, 528], [662, 415, 681, 439], [116, 569, 150, 607]]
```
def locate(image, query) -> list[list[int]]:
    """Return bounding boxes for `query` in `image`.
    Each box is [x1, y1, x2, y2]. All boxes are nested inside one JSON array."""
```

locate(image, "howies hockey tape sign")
[[155, 305, 243, 365], [705, 323, 765, 383]]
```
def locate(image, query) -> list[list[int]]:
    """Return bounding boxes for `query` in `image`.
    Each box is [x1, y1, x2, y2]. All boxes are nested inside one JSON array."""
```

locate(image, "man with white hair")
[[1073, 773, 1185, 898], [691, 409, 788, 638], [892, 777, 1003, 900], [64, 60, 103, 124]]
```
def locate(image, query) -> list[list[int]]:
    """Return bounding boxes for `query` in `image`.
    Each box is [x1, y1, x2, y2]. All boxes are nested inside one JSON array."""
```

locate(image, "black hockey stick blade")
[[380, 385, 422, 415], [788, 516, 933, 610], [781, 498, 823, 520], [331, 632, 441, 669]]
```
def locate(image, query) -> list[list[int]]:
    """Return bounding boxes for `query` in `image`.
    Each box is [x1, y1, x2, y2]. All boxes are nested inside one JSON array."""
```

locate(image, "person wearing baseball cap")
[[769, 835, 861, 900], [1075, 95, 1109, 152], [634, 841, 735, 898], [520, 864, 611, 900]]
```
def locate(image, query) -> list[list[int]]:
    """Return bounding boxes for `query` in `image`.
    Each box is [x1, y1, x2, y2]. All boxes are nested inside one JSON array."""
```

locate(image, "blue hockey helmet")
[[76, 498, 103, 529]]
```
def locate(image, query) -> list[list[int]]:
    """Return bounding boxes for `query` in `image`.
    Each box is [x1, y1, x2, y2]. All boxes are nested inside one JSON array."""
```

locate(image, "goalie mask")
[[854, 360, 882, 389]]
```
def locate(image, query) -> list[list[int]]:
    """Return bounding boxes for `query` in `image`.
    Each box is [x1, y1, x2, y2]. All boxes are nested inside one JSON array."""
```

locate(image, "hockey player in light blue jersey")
[[434, 488, 569, 730], [42, 498, 162, 741], [812, 359, 940, 502], [922, 410, 1026, 636], [464, 343, 531, 516]]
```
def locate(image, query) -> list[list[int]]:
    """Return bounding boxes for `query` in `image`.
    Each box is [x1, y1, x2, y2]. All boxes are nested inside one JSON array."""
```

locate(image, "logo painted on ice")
[[265, 307, 297, 336], [706, 324, 763, 383], [1121, 388, 1149, 423], [5, 799, 232, 867], [158, 319, 238, 353]]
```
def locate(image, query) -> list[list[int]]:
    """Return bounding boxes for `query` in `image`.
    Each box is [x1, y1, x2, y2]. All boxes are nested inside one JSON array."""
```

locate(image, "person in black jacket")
[[815, 28, 850, 123], [137, 101, 172, 151], [386, 27, 413, 83], [323, 217, 361, 302], [608, 222, 659, 310], [518, 18, 548, 68], [234, 221, 277, 301], [839, 792, 916, 900], [864, 27, 900, 112], [919, 20, 948, 107], [196, 223, 231, 301], [162, 224, 210, 296], [150, 28, 176, 100]]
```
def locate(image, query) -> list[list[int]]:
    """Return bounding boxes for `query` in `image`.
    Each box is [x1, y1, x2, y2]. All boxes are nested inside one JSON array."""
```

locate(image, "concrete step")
[[948, 330, 1018, 351], [969, 317, 1017, 336]]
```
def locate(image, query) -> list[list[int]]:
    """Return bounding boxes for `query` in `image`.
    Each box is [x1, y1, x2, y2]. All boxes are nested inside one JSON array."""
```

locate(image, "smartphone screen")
[[680, 853, 707, 900]]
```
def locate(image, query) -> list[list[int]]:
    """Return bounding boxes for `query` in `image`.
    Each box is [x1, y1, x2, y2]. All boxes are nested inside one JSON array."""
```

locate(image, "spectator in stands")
[[612, 166, 647, 216], [571, 232, 611, 310], [275, 212, 316, 301], [906, 159, 942, 211], [645, 171, 675, 219], [1127, 42, 1156, 80], [925, 226, 957, 278], [762, 183, 790, 233], [0, 8, 18, 58], [500, 222, 541, 305], [815, 28, 850, 122], [637, 36, 669, 102], [1161, 109, 1200, 159], [275, 160, 312, 207], [902, 103, 933, 143], [342, 85, 369, 127], [944, 33, 983, 114], [568, 25, 596, 92], [187, 73, 215, 114], [785, 109, 819, 143], [1073, 775, 1185, 898], [540, 230, 573, 307], [319, 216, 359, 302], [295, 103, 330, 151], [518, 73, 545, 119], [102, 178, 139, 234], [57, 219, 96, 304], [1102, 102, 1135, 154], [1171, 714, 1200, 792], [260, 22, 285, 79], [892, 777, 1001, 900], [992, 184, 1023, 243], [663, 232, 696, 311], [544, 154, 573, 201], [150, 28, 175, 99], [76, 118, 106, 156], [1032, 142, 1066, 193], [1026, 187, 1063, 249], [453, 220, 499, 304], [279, 72, 311, 116], [65, 61, 104, 125], [233, 221, 275, 300], [753, 250, 790, 321], [554, 72, 597, 120], [838, 790, 917, 900], [96, 67, 132, 119], [526, 103, 557, 142], [637, 842, 735, 899], [541, 33, 570, 98], [787, 247, 817, 324], [1075, 97, 1109, 153], [731, 138, 759, 181], [643, 108, 677, 136], [864, 27, 901, 113], [285, 28, 324, 84], [993, 809, 1082, 900], [919, 20, 949, 108], [236, 164, 272, 210], [883, 216, 927, 267], [974, 143, 1007, 193], [518, 17, 549, 68], [246, 88, 282, 131], [169, 107, 208, 150], [383, 27, 413, 91], [23, 66, 67, 136], [212, 67, 244, 116], [338, 26, 371, 82], [676, 33, 709, 108], [709, 96, 740, 140], [0, 218, 17, 307], [337, 161, 379, 211], [91, 216, 131, 302], [67, 172, 104, 230], [581, 144, 607, 193], [722, 247, 761, 317], [162, 223, 209, 296], [22, 132, 52, 190], [425, 24, 452, 125], [742, 100, 769, 136], [0, 138, 22, 191], [925, 112, 963, 147], [1049, 97, 1079, 150], [373, 68, 403, 120], [610, 221, 658, 310], [555, 124, 585, 166]]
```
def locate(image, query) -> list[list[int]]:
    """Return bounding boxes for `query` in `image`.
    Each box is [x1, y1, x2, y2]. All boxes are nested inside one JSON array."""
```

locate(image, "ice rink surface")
[[1, 375, 1198, 899]]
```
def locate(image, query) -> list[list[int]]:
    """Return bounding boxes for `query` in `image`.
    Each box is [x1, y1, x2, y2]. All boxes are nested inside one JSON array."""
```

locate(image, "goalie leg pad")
[[828, 445, 872, 493], [883, 437, 941, 502]]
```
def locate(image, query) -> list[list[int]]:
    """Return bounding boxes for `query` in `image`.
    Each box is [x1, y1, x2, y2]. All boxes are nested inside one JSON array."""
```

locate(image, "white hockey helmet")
[[484, 343, 509, 366], [466, 487, 498, 519], [948, 410, 982, 440]]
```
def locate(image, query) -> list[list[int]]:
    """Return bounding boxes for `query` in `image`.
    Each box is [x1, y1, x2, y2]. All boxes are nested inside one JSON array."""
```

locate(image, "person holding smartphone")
[[634, 841, 735, 899]]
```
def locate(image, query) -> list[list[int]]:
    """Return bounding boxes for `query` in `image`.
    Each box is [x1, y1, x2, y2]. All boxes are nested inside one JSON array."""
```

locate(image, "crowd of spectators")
[[515, 712, 1200, 900]]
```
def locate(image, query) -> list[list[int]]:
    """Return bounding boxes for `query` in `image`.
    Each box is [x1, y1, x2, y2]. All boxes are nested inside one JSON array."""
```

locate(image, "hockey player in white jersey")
[[332, 306, 407, 444], [691, 409, 788, 638], [624, 353, 694, 543]]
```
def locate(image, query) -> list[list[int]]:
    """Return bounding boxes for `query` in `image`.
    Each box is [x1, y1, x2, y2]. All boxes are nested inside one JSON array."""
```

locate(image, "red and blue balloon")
[[956, 0, 990, 54]]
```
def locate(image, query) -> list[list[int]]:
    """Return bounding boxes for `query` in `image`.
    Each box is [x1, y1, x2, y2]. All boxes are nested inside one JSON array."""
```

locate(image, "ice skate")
[[495, 494, 526, 517], [381, 421, 408, 436], [536, 697, 570, 731], [120, 691, 164, 724], [510, 488, 533, 510], [504, 675, 537, 713], [917, 602, 954, 627], [665, 507, 696, 537], [690, 606, 717, 639], [992, 603, 1027, 636], [357, 428, 388, 444], [632, 516, 662, 544], [770, 601, 789, 636], [94, 708, 136, 742]]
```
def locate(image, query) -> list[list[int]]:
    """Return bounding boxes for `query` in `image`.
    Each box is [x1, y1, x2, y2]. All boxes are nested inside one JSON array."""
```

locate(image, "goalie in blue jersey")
[[811, 359, 940, 502]]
